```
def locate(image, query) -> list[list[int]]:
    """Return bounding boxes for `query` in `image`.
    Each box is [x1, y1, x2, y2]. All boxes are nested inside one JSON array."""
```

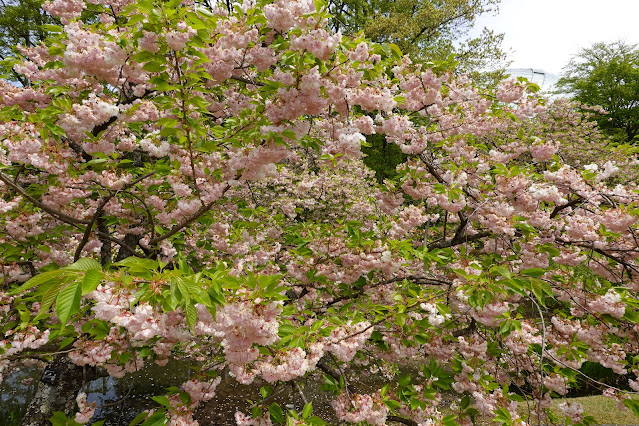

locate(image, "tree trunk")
[[21, 355, 96, 426]]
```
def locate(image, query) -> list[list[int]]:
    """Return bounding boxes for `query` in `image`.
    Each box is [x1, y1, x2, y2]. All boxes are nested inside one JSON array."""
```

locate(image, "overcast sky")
[[471, 0, 639, 76]]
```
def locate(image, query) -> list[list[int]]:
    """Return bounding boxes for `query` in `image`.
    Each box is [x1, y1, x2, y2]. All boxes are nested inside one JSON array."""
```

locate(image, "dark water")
[[0, 367, 39, 425], [0, 360, 364, 425]]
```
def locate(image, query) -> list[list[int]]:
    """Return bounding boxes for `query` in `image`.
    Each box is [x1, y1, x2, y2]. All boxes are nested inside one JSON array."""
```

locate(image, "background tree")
[[327, 0, 509, 85], [0, 0, 57, 84], [557, 41, 639, 143], [326, 0, 510, 180]]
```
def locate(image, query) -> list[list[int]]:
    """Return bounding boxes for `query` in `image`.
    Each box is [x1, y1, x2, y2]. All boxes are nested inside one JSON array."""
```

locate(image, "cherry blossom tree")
[[2, 0, 639, 425]]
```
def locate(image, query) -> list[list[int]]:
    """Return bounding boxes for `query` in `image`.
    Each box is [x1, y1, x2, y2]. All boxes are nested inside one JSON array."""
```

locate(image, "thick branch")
[[91, 116, 118, 137], [317, 358, 342, 383], [550, 196, 583, 219], [230, 75, 265, 87], [73, 172, 154, 261], [427, 230, 491, 250], [387, 416, 419, 426], [0, 171, 90, 225], [149, 182, 232, 246], [419, 154, 445, 184], [326, 275, 451, 307], [451, 217, 469, 243], [93, 229, 144, 259], [452, 319, 476, 337]]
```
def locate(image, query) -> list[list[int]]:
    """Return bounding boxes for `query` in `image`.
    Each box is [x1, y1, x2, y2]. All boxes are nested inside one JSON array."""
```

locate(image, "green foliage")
[[0, 0, 53, 52], [49, 411, 105, 426], [0, 406, 26, 426], [557, 41, 639, 143], [570, 361, 630, 396], [327, 0, 509, 85], [362, 133, 407, 182], [0, 0, 56, 83], [9, 258, 103, 329]]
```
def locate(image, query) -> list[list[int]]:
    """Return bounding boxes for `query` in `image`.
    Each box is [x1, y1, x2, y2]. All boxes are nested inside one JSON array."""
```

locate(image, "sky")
[[471, 0, 639, 76]]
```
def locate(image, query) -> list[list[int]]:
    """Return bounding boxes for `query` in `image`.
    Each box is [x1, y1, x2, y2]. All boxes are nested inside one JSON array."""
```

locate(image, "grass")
[[547, 394, 639, 425], [505, 394, 639, 426], [431, 393, 639, 425]]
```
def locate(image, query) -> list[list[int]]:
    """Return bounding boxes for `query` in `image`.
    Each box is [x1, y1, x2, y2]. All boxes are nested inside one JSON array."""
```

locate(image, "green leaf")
[[55, 281, 82, 326], [398, 374, 411, 386], [179, 391, 191, 406], [310, 320, 324, 332], [114, 257, 159, 271], [81, 158, 108, 169], [41, 24, 63, 33], [185, 302, 198, 329], [302, 402, 313, 419], [269, 403, 284, 423], [142, 61, 166, 73], [139, 347, 153, 358], [624, 399, 639, 418], [313, 0, 326, 11], [527, 282, 541, 304], [129, 412, 150, 426], [389, 43, 403, 59], [44, 123, 66, 137], [151, 395, 171, 407], [64, 258, 101, 271], [306, 417, 326, 425], [442, 415, 457, 426], [490, 265, 512, 278], [252, 407, 262, 419], [260, 385, 273, 399], [381, 43, 392, 57], [82, 269, 102, 294], [384, 399, 401, 409], [141, 410, 167, 426], [48, 411, 73, 426], [9, 269, 65, 295], [493, 407, 512, 424], [181, 277, 212, 306], [520, 268, 545, 277], [461, 395, 470, 410], [35, 281, 64, 319], [58, 336, 75, 350]]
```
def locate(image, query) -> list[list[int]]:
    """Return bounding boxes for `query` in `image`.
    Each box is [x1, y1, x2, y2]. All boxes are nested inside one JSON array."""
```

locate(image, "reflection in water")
[[2, 360, 390, 425], [0, 367, 39, 425], [87, 359, 196, 424]]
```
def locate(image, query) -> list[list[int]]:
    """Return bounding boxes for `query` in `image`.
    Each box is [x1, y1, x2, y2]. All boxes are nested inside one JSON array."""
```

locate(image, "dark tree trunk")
[[626, 125, 639, 143], [97, 215, 111, 265], [21, 355, 98, 426], [114, 233, 141, 262]]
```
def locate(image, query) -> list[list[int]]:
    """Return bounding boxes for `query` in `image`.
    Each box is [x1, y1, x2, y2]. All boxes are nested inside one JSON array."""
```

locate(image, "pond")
[[1, 359, 379, 425]]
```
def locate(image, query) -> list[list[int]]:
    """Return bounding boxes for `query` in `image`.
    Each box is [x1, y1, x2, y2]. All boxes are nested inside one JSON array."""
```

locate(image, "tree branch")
[[427, 230, 491, 250], [230, 75, 265, 87], [73, 172, 154, 261], [0, 171, 90, 225], [148, 182, 232, 246], [387, 416, 419, 426], [550, 195, 583, 218]]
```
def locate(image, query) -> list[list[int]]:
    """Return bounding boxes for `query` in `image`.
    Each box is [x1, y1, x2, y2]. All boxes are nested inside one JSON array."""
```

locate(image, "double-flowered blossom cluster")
[[74, 392, 96, 424], [3, 0, 639, 424], [558, 402, 584, 423], [194, 299, 281, 383], [332, 391, 389, 425]]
